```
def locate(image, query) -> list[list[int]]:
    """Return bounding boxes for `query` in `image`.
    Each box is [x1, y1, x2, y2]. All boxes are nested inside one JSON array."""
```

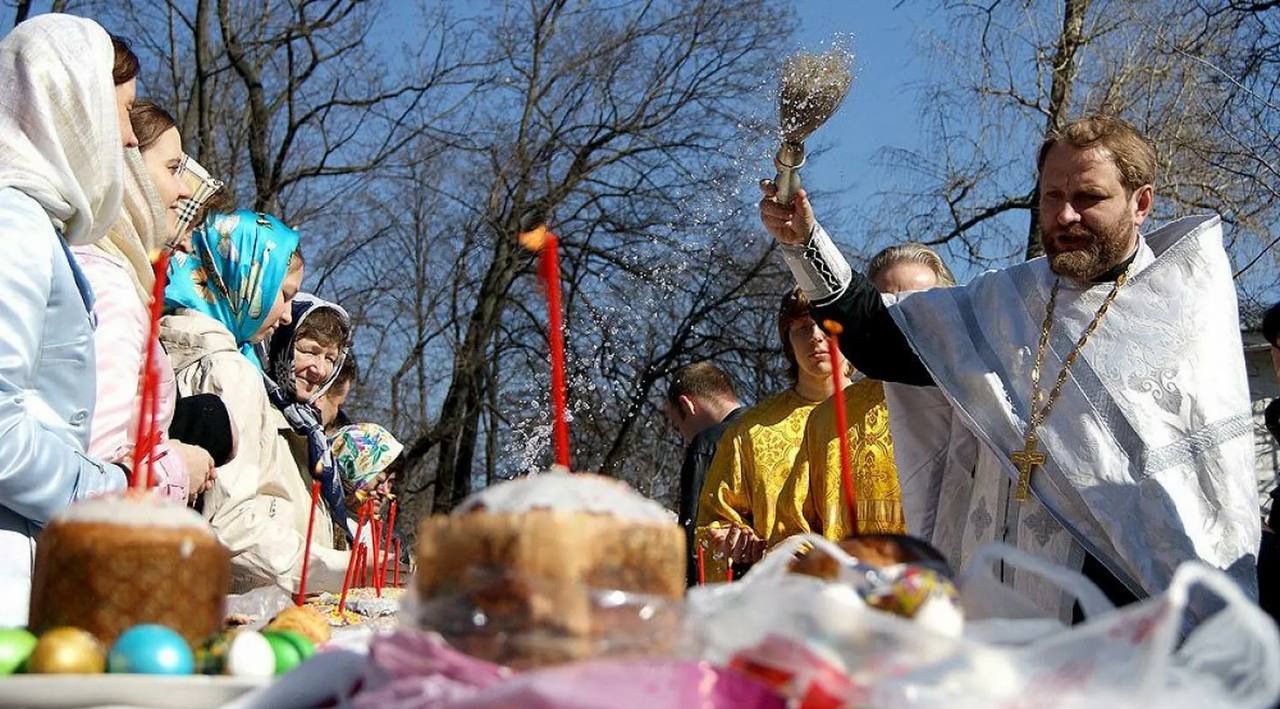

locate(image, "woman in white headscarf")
[[0, 14, 141, 625]]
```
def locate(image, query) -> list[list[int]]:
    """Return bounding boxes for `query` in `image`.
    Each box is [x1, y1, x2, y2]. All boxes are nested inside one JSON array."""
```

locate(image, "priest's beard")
[[1041, 214, 1135, 280]]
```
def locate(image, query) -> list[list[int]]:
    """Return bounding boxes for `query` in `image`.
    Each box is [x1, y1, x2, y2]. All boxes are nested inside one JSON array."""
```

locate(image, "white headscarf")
[[0, 14, 124, 246], [95, 148, 165, 302]]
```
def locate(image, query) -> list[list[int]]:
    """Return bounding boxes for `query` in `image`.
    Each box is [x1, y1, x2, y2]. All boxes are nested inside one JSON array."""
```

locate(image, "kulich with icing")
[[28, 493, 231, 648], [414, 472, 685, 668]]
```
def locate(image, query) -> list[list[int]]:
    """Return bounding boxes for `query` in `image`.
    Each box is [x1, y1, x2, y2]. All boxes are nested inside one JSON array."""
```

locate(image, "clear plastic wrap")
[[411, 498, 687, 669], [685, 535, 1280, 708], [404, 567, 684, 669]]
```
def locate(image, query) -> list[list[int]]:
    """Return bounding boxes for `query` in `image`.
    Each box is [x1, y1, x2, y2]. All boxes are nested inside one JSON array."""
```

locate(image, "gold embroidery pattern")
[[695, 390, 818, 580], [775, 379, 905, 543]]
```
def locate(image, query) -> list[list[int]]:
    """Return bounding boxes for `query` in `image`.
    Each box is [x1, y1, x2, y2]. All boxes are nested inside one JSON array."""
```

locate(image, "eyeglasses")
[[172, 155, 225, 244]]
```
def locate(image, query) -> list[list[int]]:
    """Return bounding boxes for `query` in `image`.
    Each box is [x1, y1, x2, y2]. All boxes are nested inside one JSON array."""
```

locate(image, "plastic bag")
[[687, 536, 1280, 708], [957, 543, 1114, 645], [223, 585, 294, 629], [686, 535, 968, 706]]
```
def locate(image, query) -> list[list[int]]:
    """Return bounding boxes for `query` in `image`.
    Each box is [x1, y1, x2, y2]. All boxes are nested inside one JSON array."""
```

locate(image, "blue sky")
[[792, 2, 939, 200]]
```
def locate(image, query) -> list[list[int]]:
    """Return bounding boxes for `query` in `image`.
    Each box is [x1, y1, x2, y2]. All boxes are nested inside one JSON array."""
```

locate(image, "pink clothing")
[[72, 246, 188, 502]]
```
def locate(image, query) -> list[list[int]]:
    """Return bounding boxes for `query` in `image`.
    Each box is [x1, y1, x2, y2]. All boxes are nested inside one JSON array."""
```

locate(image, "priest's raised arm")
[[757, 181, 932, 387]]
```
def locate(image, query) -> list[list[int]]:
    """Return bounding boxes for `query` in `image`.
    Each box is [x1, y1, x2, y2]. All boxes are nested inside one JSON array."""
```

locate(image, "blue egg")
[[107, 625, 194, 675]]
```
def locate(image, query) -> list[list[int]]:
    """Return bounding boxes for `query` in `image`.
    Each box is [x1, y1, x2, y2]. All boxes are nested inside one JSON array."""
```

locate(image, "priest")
[[759, 115, 1259, 622]]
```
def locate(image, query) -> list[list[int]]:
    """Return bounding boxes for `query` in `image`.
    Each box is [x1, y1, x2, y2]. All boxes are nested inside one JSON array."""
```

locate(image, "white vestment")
[[885, 215, 1259, 622]]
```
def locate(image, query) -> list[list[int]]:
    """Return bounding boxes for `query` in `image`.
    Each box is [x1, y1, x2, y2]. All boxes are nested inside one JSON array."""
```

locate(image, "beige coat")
[[160, 310, 349, 595]]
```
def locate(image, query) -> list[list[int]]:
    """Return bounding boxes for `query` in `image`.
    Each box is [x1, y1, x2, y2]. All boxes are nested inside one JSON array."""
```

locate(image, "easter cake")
[[27, 494, 231, 648], [412, 472, 685, 668]]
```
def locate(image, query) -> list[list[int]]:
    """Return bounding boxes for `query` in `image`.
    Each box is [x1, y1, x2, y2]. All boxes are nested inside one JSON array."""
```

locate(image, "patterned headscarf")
[[165, 209, 300, 369], [331, 424, 404, 491]]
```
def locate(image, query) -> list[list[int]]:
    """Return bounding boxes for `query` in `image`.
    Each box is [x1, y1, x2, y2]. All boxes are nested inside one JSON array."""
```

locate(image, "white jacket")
[[160, 310, 349, 594]]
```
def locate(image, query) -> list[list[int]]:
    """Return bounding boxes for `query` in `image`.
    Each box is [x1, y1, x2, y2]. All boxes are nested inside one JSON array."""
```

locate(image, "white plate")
[[0, 674, 269, 708]]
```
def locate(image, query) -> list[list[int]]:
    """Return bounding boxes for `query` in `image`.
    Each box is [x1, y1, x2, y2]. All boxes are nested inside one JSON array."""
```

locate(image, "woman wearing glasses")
[[72, 100, 227, 505]]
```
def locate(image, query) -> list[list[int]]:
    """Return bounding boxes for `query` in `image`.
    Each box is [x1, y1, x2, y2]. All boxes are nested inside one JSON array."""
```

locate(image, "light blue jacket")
[[0, 187, 127, 625]]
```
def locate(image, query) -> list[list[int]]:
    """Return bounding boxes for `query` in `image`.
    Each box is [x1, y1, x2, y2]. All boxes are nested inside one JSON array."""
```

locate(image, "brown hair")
[[289, 244, 305, 272], [111, 35, 139, 85], [868, 243, 956, 286], [665, 361, 738, 409], [333, 350, 358, 389], [778, 287, 812, 382], [1037, 115, 1157, 194], [296, 308, 350, 349], [129, 100, 177, 152]]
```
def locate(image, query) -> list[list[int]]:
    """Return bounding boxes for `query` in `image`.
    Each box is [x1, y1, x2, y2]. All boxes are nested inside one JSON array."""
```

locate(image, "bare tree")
[[870, 0, 1279, 295], [88, 0, 478, 222], [339, 0, 791, 515]]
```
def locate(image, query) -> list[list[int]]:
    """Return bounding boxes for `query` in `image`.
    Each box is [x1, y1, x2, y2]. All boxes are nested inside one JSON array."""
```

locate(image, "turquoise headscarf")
[[165, 209, 301, 369]]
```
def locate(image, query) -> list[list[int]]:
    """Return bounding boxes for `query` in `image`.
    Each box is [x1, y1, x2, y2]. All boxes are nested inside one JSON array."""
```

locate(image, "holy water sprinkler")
[[773, 45, 854, 205]]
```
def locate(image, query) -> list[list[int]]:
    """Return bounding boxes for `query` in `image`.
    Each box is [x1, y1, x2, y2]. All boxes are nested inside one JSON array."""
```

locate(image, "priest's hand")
[[710, 523, 766, 564], [759, 180, 815, 246]]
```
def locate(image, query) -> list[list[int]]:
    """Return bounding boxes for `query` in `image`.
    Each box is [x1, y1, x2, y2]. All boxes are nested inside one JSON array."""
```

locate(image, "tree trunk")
[[1026, 0, 1092, 260], [13, 1, 31, 27], [217, 0, 276, 213], [406, 216, 524, 512], [192, 0, 215, 165]]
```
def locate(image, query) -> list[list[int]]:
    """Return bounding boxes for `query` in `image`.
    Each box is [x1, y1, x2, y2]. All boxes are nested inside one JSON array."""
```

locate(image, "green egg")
[[261, 632, 301, 675], [267, 630, 315, 662], [0, 628, 37, 674]]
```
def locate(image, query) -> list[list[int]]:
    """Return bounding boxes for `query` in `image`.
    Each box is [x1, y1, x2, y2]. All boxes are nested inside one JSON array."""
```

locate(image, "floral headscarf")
[[331, 424, 404, 491], [165, 209, 300, 369]]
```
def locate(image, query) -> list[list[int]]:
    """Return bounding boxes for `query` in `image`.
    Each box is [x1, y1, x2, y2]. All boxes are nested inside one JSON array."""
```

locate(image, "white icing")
[[454, 471, 674, 523], [55, 494, 214, 532]]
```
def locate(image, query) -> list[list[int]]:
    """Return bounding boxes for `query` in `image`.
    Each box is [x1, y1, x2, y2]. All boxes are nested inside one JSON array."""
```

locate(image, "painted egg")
[[261, 632, 301, 675], [107, 625, 194, 675], [194, 632, 231, 675], [0, 628, 37, 675], [27, 627, 105, 674], [266, 630, 315, 662], [224, 631, 276, 678]]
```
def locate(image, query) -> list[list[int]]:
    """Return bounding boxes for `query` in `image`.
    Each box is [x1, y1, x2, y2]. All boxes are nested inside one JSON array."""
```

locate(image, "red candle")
[[131, 362, 155, 490], [338, 505, 369, 614], [144, 358, 162, 489], [370, 518, 380, 593], [295, 481, 320, 605], [696, 545, 706, 586], [822, 320, 858, 534], [518, 225, 570, 469], [393, 537, 401, 587], [380, 501, 397, 593], [131, 251, 171, 490], [361, 543, 370, 587], [726, 564, 734, 583]]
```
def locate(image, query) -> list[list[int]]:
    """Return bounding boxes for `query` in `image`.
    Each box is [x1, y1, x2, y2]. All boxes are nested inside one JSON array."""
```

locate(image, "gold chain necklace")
[[1011, 266, 1131, 502]]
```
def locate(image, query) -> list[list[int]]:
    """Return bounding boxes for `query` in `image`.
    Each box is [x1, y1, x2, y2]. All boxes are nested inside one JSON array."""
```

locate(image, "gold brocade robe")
[[774, 378, 905, 543], [695, 390, 817, 579]]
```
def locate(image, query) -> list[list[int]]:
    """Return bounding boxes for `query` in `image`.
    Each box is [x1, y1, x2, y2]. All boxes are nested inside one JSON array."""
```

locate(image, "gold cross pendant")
[[1010, 433, 1046, 502]]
